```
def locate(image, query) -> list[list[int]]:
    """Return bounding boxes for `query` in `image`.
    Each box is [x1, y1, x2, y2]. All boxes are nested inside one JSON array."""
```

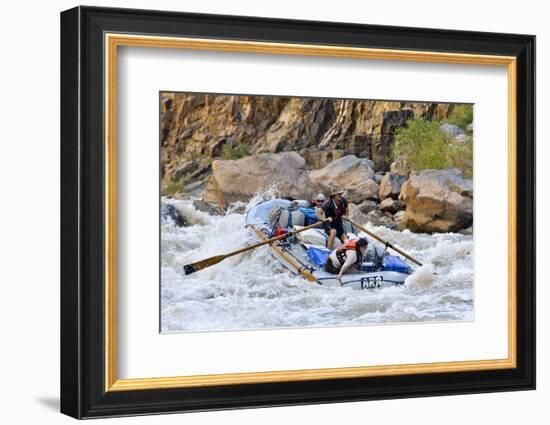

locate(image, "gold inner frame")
[[104, 33, 517, 392]]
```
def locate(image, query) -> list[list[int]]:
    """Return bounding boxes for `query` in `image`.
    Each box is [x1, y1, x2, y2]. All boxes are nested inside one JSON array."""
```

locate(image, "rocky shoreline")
[[167, 152, 473, 235], [160, 94, 473, 234]]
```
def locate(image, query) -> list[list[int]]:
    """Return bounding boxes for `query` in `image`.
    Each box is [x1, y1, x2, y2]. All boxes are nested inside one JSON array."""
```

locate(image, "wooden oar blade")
[[183, 219, 328, 275], [183, 255, 227, 275]]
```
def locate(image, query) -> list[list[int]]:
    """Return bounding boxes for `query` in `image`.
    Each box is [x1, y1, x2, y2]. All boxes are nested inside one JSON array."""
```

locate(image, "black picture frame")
[[60, 5, 535, 419]]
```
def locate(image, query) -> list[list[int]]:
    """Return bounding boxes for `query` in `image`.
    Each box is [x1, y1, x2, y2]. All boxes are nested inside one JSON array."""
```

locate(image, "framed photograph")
[[60, 6, 535, 419]]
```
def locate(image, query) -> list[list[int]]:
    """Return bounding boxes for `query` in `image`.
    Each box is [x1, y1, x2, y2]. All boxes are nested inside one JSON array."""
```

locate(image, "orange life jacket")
[[337, 239, 357, 252], [335, 239, 361, 266]]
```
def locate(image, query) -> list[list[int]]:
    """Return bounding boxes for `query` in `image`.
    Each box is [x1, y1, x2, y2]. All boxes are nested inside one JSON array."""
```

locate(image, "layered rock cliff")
[[160, 93, 454, 184]]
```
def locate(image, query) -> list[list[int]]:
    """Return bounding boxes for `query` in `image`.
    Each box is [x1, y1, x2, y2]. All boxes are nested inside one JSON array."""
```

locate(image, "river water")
[[161, 196, 473, 333]]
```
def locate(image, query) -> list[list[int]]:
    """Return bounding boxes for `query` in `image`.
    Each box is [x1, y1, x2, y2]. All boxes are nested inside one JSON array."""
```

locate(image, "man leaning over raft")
[[325, 238, 369, 285]]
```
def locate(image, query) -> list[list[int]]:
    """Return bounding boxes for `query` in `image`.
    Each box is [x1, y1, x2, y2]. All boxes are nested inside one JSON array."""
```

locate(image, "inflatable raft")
[[245, 198, 414, 289]]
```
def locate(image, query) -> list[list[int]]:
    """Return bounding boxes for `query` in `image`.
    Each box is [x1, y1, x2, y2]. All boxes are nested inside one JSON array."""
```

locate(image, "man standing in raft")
[[316, 187, 349, 249]]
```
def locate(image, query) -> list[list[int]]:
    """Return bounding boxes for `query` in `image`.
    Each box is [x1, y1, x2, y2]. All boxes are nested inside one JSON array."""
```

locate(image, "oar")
[[345, 218, 423, 267], [183, 219, 329, 275]]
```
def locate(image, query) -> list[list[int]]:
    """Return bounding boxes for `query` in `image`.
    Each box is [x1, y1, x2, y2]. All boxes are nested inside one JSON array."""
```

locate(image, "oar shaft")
[[228, 220, 327, 259], [184, 219, 328, 275], [346, 218, 423, 266]]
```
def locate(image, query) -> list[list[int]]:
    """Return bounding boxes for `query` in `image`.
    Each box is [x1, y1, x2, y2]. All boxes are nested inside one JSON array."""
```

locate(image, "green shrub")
[[445, 104, 473, 131], [221, 144, 250, 160], [448, 139, 473, 179], [393, 117, 472, 178], [165, 181, 185, 196]]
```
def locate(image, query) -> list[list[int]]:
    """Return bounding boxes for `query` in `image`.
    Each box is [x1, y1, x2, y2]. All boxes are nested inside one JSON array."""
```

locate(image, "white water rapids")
[[161, 196, 473, 333]]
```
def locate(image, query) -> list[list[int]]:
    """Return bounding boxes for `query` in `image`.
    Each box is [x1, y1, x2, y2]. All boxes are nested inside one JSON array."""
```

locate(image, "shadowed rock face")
[[399, 169, 473, 233], [160, 93, 454, 180]]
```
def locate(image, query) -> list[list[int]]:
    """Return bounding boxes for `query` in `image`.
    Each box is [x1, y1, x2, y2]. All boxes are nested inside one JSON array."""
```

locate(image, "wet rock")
[[161, 202, 187, 227], [379, 172, 406, 200], [399, 168, 473, 233], [202, 152, 317, 207], [440, 123, 465, 137], [225, 203, 247, 215], [309, 155, 378, 203], [192, 199, 223, 216]]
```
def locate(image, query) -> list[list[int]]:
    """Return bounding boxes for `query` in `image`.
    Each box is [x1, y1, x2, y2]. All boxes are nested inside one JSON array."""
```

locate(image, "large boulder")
[[160, 202, 187, 227], [379, 172, 406, 199], [399, 169, 473, 233], [202, 152, 317, 207], [309, 155, 379, 203]]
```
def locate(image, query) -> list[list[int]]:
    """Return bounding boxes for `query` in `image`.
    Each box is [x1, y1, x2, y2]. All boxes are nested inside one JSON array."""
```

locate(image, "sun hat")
[[329, 186, 345, 197]]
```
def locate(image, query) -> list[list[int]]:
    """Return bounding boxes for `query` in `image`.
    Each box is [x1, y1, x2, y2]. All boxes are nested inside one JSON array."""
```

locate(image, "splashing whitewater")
[[161, 197, 474, 332]]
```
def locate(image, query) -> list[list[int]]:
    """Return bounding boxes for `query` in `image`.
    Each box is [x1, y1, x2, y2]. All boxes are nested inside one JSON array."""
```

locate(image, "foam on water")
[[161, 198, 474, 332]]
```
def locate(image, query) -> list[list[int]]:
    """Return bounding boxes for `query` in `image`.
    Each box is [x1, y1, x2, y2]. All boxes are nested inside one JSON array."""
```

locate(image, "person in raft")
[[324, 238, 369, 284], [316, 187, 349, 249], [309, 192, 327, 209]]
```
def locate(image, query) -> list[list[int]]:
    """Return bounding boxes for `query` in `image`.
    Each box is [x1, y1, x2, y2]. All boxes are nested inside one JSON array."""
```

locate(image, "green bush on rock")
[[446, 104, 474, 131], [221, 144, 250, 160], [165, 181, 185, 196], [393, 117, 473, 178]]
